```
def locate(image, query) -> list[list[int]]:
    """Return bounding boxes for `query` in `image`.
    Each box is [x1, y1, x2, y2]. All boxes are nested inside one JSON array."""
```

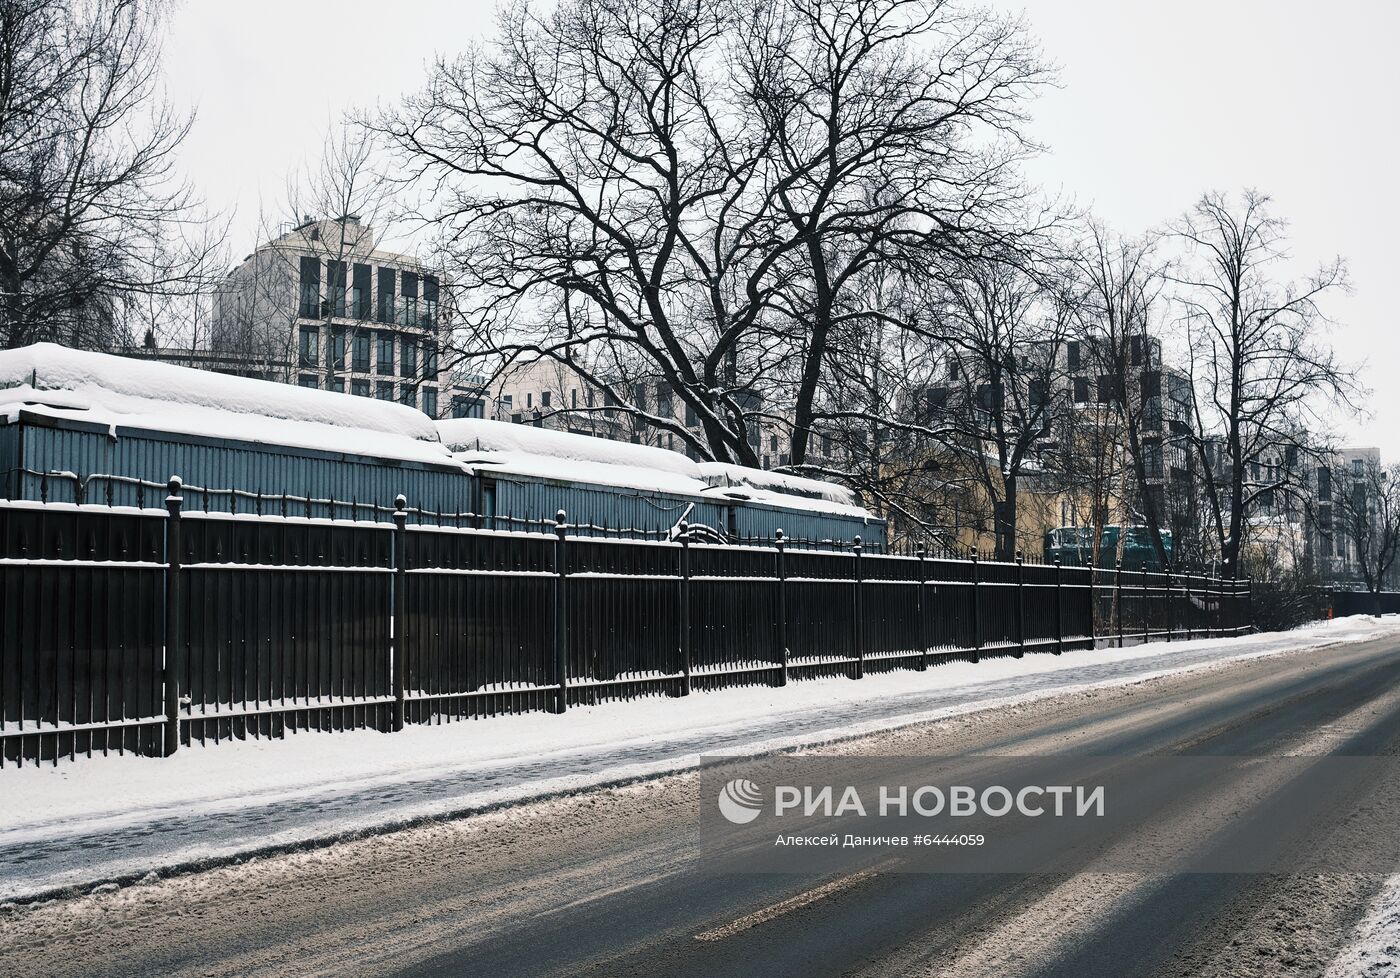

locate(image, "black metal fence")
[[0, 483, 1254, 766]]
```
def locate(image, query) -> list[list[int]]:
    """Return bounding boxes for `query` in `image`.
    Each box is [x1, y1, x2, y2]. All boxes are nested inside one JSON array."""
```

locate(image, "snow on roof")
[[0, 344, 458, 467], [435, 417, 696, 475], [435, 418, 874, 519], [695, 462, 859, 508]]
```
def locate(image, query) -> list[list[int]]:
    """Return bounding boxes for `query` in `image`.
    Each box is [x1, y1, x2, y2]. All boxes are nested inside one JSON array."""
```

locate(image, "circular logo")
[[717, 778, 764, 824]]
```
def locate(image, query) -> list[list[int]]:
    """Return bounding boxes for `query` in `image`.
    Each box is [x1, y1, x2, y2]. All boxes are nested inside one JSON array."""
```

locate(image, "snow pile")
[[1326, 877, 1400, 977], [0, 344, 457, 466], [437, 417, 871, 517], [697, 461, 858, 508], [1, 615, 1397, 904]]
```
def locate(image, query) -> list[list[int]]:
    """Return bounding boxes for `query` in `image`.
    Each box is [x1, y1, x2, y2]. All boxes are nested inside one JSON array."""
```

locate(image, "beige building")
[[212, 216, 482, 419]]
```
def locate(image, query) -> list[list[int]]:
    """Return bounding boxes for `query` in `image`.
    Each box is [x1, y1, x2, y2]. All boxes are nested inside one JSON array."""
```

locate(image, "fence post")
[[1184, 572, 1193, 641], [970, 551, 981, 664], [1246, 578, 1254, 633], [391, 494, 408, 732], [1015, 551, 1026, 659], [678, 521, 692, 696], [852, 535, 864, 680], [775, 529, 788, 687], [1054, 558, 1063, 655], [917, 547, 929, 671], [162, 476, 183, 757], [1115, 559, 1124, 649], [1142, 565, 1149, 646], [1164, 564, 1173, 642], [552, 509, 569, 713]]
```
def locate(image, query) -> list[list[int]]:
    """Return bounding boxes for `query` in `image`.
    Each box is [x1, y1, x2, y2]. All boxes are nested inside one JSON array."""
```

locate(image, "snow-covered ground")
[[1, 616, 1397, 902], [1327, 876, 1400, 977]]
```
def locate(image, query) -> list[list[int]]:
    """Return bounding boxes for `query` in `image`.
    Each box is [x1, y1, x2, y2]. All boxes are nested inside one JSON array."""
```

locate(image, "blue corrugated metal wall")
[[729, 499, 882, 549], [2, 417, 473, 517], [489, 475, 730, 537]]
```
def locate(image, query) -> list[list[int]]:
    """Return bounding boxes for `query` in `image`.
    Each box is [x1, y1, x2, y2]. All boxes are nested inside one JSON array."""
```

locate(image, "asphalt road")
[[3, 635, 1399, 978]]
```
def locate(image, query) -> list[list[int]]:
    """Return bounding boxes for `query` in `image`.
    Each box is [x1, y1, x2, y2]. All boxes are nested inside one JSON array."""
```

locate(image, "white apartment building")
[[212, 216, 483, 419]]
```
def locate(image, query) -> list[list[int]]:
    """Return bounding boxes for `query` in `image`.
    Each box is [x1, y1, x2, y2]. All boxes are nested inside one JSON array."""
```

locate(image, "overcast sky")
[[164, 0, 1400, 457]]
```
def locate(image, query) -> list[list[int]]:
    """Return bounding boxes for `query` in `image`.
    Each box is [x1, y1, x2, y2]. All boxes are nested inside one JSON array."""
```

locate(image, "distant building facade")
[[209, 216, 480, 418]]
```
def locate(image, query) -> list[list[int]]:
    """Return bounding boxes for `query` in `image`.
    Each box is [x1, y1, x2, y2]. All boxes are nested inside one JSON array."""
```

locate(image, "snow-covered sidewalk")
[[2, 616, 1398, 902]]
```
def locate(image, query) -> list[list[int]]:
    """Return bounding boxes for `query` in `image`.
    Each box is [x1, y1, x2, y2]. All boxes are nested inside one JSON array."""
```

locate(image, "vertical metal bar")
[[917, 547, 928, 671], [1115, 559, 1124, 649], [163, 477, 183, 756], [1165, 565, 1174, 642], [970, 551, 981, 664], [852, 535, 863, 679], [1184, 573, 1193, 641], [775, 529, 788, 687], [391, 494, 407, 732], [679, 521, 692, 696], [1015, 551, 1025, 658], [552, 509, 568, 714], [1142, 565, 1149, 645], [1054, 558, 1063, 655]]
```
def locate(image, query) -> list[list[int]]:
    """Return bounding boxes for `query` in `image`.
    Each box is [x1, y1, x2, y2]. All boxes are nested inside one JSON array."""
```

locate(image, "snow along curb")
[[2, 617, 1398, 906]]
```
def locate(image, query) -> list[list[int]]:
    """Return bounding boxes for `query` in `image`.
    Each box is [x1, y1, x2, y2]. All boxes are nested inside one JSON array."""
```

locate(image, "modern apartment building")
[[211, 216, 480, 418]]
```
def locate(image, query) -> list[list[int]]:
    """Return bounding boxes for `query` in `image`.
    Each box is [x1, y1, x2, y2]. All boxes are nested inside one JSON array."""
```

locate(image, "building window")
[[351, 378, 369, 397], [1318, 467, 1332, 502], [352, 331, 370, 372], [298, 256, 320, 318], [352, 264, 372, 319], [329, 329, 346, 370], [500, 393, 513, 416], [298, 325, 319, 367], [571, 388, 578, 409], [328, 377, 345, 394], [326, 260, 346, 317], [685, 402, 697, 427], [452, 395, 484, 419], [1073, 377, 1089, 404], [376, 381, 394, 401], [298, 374, 318, 389], [377, 332, 394, 375], [400, 385, 416, 408], [401, 338, 418, 378], [1067, 340, 1081, 370], [526, 392, 533, 409], [401, 271, 419, 327], [377, 267, 395, 323], [423, 341, 438, 378], [1353, 458, 1365, 476], [541, 390, 551, 408], [424, 274, 439, 327], [422, 388, 437, 418]]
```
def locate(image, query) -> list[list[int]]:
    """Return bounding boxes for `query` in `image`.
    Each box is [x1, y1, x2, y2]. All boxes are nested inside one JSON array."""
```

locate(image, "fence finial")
[[394, 493, 407, 513], [166, 475, 183, 502]]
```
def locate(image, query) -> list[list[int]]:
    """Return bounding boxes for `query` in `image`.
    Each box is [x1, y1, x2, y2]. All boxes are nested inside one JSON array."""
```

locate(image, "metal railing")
[[0, 481, 1254, 766]]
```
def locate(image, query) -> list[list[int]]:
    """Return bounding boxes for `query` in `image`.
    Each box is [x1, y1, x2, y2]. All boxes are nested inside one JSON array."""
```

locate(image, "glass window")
[[451, 395, 484, 419], [376, 381, 394, 401], [401, 338, 417, 378], [424, 274, 439, 327], [423, 341, 438, 378], [352, 264, 372, 319], [329, 329, 346, 370], [351, 378, 369, 397], [422, 388, 437, 418], [328, 377, 345, 394], [377, 332, 394, 375], [298, 325, 318, 367], [352, 331, 370, 372], [298, 374, 318, 389], [401, 271, 419, 328], [298, 256, 320, 318], [541, 390, 551, 408], [399, 385, 415, 408], [326, 260, 346, 317], [377, 267, 395, 323]]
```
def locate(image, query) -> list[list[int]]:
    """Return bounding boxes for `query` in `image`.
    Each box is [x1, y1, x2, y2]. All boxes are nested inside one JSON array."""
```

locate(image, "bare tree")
[[1330, 456, 1400, 613], [1068, 224, 1177, 568], [0, 0, 221, 350], [375, 0, 1049, 473], [1172, 190, 1352, 576], [919, 256, 1073, 560]]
